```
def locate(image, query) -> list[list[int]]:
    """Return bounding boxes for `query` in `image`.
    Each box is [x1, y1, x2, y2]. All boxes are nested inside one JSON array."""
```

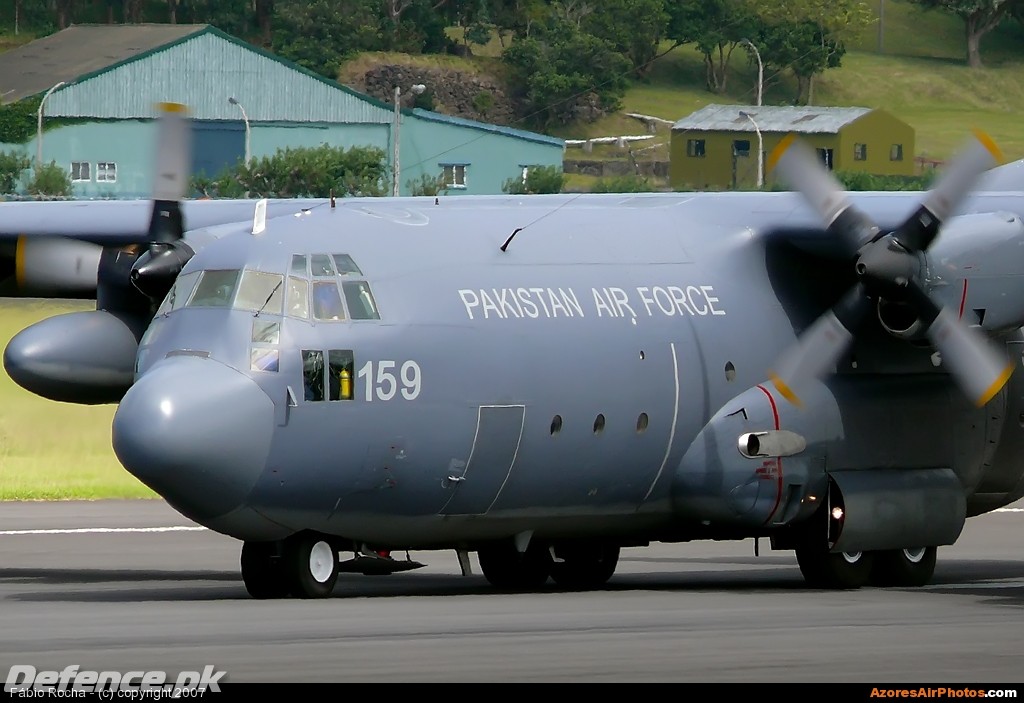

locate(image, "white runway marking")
[[0, 526, 206, 536], [994, 508, 1024, 513]]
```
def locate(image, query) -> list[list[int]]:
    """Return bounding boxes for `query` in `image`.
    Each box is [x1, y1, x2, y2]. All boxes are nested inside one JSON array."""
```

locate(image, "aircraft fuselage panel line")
[[642, 341, 680, 504], [440, 405, 526, 516]]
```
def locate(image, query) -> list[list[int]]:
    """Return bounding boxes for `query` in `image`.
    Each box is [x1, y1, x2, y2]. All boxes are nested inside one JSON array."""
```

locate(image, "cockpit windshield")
[[187, 270, 240, 308], [156, 253, 379, 321]]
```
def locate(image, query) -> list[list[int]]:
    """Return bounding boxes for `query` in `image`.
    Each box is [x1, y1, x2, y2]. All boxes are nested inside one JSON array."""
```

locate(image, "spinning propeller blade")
[[767, 131, 1013, 407]]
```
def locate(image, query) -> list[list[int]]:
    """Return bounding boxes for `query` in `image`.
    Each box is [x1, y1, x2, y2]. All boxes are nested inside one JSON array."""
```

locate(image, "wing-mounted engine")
[[3, 104, 197, 404], [671, 380, 839, 530]]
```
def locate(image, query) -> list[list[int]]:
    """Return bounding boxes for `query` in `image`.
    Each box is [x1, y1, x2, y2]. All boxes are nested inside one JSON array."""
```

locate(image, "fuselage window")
[[287, 277, 310, 319], [313, 281, 346, 321], [252, 319, 280, 344], [235, 271, 285, 315], [328, 350, 354, 401], [333, 254, 362, 276], [251, 348, 280, 373], [311, 254, 335, 277], [342, 281, 380, 320], [302, 349, 325, 401], [291, 254, 308, 276], [156, 270, 201, 316], [187, 270, 240, 308]]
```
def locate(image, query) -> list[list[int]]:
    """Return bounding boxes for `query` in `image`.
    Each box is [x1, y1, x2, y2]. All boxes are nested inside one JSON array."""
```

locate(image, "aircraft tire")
[[796, 546, 873, 589], [869, 547, 937, 587], [283, 533, 338, 599], [240, 541, 289, 599], [549, 544, 620, 589], [478, 541, 551, 589]]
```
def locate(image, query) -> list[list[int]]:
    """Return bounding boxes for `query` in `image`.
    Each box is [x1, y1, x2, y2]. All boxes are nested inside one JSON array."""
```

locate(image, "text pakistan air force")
[[457, 285, 727, 321]]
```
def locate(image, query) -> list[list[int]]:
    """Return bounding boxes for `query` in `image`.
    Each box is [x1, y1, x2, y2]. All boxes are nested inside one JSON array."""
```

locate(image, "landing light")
[[831, 506, 844, 521], [159, 399, 173, 418]]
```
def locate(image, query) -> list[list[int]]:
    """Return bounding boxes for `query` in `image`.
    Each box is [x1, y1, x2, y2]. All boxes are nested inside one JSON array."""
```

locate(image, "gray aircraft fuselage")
[[109, 190, 1024, 551]]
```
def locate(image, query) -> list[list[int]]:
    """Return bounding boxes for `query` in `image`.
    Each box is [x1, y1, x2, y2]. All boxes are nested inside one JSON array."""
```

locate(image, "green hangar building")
[[670, 104, 915, 191], [0, 24, 564, 198]]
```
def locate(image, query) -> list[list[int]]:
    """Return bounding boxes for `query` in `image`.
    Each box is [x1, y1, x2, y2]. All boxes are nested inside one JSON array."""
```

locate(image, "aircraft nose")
[[112, 355, 274, 522]]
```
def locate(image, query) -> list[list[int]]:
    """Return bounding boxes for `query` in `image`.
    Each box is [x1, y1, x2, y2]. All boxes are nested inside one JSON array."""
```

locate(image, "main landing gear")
[[795, 546, 938, 589], [241, 534, 338, 599], [476, 539, 620, 590]]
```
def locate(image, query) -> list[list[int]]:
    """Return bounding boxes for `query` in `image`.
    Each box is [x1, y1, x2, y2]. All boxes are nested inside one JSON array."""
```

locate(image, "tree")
[[0, 150, 31, 195], [666, 0, 758, 94], [502, 17, 630, 128], [272, 0, 385, 79], [907, 0, 1021, 68], [581, 0, 669, 77], [754, 0, 871, 103]]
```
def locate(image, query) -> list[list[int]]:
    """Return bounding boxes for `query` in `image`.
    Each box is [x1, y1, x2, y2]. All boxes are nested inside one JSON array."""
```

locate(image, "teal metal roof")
[[410, 108, 564, 148]]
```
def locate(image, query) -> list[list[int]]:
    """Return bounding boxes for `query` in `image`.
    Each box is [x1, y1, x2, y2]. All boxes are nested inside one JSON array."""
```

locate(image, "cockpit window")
[[234, 271, 284, 315], [156, 270, 201, 316], [187, 270, 240, 308], [290, 254, 308, 276], [332, 254, 362, 276], [287, 277, 309, 319], [342, 281, 380, 320], [311, 254, 335, 277], [312, 281, 346, 321]]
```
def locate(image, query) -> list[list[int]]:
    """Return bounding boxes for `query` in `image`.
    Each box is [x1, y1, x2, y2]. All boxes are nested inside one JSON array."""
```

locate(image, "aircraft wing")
[[0, 198, 327, 245]]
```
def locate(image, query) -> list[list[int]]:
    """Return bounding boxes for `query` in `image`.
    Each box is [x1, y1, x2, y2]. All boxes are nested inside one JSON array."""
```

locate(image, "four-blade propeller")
[[767, 131, 1014, 407]]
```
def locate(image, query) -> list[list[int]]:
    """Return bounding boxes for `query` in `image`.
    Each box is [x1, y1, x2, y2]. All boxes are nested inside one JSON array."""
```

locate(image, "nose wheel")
[[240, 534, 339, 599]]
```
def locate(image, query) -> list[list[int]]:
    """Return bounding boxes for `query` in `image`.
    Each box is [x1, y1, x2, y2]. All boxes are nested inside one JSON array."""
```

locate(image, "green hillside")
[[565, 1, 1024, 163]]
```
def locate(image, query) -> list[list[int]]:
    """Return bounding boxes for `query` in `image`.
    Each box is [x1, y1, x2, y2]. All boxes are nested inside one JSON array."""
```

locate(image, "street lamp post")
[[739, 110, 763, 189], [739, 39, 763, 107], [393, 83, 425, 197], [37, 81, 65, 166], [228, 97, 251, 166]]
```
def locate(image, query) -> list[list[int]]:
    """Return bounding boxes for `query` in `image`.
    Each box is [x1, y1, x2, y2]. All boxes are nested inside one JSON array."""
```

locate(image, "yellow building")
[[670, 104, 915, 191]]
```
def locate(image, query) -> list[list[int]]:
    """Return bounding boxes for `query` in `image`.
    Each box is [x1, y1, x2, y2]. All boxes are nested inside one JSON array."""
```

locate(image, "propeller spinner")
[[129, 102, 195, 300], [767, 131, 1014, 408]]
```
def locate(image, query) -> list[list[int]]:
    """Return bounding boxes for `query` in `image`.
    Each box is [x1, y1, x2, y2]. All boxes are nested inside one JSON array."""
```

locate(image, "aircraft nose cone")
[[113, 356, 274, 522]]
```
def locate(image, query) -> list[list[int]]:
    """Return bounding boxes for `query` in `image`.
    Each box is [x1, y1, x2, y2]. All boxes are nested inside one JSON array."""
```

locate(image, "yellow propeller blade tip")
[[975, 362, 1015, 407], [971, 128, 1004, 165], [769, 373, 803, 407], [766, 134, 797, 174], [158, 102, 188, 114]]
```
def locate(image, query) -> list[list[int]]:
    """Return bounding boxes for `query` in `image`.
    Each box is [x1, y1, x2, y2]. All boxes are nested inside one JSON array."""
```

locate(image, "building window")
[[854, 143, 867, 161], [70, 161, 90, 182], [732, 139, 751, 157], [96, 162, 117, 182], [442, 164, 467, 189], [816, 148, 834, 170], [687, 139, 706, 157], [890, 144, 904, 161]]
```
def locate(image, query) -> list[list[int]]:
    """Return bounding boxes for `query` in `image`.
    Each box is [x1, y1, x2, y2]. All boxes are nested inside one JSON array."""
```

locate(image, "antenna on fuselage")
[[251, 198, 267, 235], [500, 228, 522, 252]]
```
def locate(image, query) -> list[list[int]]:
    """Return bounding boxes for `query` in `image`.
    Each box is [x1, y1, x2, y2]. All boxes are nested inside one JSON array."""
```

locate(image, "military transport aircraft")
[[3, 104, 1024, 598]]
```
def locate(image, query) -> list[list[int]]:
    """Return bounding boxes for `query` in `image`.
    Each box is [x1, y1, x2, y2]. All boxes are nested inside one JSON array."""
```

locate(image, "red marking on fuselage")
[[958, 279, 968, 320], [755, 384, 784, 525]]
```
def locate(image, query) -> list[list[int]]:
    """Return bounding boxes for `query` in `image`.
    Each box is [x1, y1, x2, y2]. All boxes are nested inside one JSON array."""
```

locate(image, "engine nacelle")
[[672, 380, 841, 529], [926, 211, 1024, 331], [6, 236, 103, 297], [3, 310, 146, 404]]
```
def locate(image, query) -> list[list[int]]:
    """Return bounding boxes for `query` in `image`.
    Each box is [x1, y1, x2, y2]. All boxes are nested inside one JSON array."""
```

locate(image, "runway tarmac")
[[2, 500, 1024, 683]]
